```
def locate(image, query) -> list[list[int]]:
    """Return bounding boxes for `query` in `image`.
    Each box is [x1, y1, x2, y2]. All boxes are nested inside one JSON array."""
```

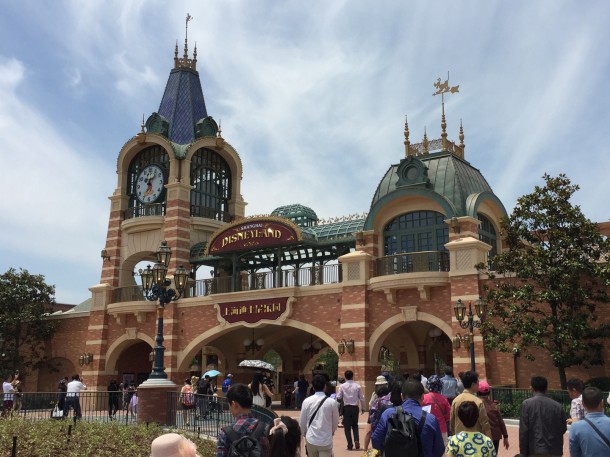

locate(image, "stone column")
[[137, 378, 178, 426]]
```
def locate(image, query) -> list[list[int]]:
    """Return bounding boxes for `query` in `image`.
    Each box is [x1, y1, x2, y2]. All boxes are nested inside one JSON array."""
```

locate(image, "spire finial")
[[404, 115, 412, 157], [458, 119, 465, 158], [423, 127, 429, 155], [174, 14, 197, 70], [215, 119, 225, 149], [136, 114, 147, 144], [183, 13, 192, 61]]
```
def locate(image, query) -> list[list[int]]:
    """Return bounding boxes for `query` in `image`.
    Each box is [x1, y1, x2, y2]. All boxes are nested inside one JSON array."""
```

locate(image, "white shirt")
[[66, 380, 87, 397], [299, 392, 339, 447], [2, 381, 13, 400]]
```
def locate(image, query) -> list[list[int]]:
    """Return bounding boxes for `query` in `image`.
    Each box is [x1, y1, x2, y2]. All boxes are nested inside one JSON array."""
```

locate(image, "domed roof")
[[271, 204, 318, 227], [366, 151, 505, 229]]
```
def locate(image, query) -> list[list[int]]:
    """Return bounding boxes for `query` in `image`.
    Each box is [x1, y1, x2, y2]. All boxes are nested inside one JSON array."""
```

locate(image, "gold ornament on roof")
[[174, 13, 197, 70], [433, 74, 459, 151]]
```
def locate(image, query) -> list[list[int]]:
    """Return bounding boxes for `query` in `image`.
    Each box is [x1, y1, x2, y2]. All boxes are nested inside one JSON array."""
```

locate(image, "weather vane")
[[433, 72, 459, 98], [433, 72, 459, 150], [186, 13, 193, 41]]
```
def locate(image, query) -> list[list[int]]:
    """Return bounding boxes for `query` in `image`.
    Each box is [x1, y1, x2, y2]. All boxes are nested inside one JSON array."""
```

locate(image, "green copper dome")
[[366, 151, 506, 229], [271, 204, 319, 227]]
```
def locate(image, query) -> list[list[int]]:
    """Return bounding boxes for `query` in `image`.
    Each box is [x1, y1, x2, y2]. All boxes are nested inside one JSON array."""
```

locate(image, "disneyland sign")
[[206, 218, 301, 254], [216, 296, 292, 324]]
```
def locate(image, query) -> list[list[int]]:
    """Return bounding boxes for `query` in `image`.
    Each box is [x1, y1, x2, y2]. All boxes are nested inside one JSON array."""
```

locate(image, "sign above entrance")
[[217, 297, 291, 324], [206, 217, 302, 255]]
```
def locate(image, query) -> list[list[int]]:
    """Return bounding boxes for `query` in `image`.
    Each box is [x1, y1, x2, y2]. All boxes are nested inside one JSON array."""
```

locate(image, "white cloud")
[[1, 0, 610, 303]]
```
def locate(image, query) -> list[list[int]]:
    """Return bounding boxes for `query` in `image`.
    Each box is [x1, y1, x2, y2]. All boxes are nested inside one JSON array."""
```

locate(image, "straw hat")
[[150, 433, 200, 457]]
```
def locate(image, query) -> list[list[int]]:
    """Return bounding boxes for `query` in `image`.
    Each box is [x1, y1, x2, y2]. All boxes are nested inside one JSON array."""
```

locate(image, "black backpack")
[[383, 406, 426, 457], [224, 420, 266, 457]]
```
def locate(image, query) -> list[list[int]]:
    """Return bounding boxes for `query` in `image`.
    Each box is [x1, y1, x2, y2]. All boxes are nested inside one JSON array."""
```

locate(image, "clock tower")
[[86, 33, 246, 386]]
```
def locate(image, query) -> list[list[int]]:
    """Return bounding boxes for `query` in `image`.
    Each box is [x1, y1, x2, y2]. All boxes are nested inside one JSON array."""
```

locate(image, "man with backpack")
[[371, 380, 444, 457], [216, 383, 270, 457]]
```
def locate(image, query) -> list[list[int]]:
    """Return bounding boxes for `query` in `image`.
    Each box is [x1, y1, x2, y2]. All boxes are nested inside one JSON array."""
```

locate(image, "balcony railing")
[[123, 203, 165, 220], [110, 251, 450, 303], [190, 205, 232, 222], [112, 285, 144, 303], [376, 250, 449, 276]]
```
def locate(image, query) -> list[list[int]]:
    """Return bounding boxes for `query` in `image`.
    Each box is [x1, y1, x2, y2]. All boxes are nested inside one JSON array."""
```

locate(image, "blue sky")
[[1, 0, 609, 304]]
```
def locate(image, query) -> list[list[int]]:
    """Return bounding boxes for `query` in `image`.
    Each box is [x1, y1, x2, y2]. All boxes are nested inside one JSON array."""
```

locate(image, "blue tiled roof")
[[158, 68, 208, 144]]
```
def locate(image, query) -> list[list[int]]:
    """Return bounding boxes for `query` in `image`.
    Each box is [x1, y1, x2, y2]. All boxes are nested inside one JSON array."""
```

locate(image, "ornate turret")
[[147, 14, 212, 145]]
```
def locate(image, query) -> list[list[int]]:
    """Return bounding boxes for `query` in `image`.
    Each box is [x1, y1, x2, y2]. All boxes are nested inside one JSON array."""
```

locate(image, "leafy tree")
[[477, 174, 610, 389], [0, 268, 56, 375]]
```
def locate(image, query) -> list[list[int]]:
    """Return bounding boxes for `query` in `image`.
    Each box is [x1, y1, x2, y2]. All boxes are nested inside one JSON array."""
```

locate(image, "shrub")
[[0, 419, 217, 457]]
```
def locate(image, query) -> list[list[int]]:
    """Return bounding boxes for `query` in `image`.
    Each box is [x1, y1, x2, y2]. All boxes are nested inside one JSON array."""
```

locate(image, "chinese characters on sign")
[[219, 297, 289, 324]]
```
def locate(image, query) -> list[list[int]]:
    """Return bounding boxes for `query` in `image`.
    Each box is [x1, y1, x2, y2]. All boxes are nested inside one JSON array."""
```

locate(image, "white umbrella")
[[238, 359, 276, 371]]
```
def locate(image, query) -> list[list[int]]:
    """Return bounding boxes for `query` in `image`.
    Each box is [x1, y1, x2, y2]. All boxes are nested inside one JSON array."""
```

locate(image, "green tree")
[[0, 268, 56, 374], [478, 174, 610, 389]]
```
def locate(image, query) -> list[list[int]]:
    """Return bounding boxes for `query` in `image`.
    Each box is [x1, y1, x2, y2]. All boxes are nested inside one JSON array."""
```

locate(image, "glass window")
[[190, 148, 232, 222], [383, 211, 448, 255], [478, 213, 498, 265]]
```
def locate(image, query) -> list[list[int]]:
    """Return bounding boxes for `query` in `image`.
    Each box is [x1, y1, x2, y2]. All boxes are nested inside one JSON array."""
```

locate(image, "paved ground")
[[276, 409, 571, 457]]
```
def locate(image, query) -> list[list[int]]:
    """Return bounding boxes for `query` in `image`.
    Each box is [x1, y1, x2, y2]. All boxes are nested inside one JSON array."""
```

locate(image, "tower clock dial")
[[136, 164, 165, 204]]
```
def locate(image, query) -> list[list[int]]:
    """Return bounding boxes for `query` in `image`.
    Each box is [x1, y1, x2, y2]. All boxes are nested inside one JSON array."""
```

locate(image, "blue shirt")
[[569, 412, 610, 457], [371, 398, 444, 457]]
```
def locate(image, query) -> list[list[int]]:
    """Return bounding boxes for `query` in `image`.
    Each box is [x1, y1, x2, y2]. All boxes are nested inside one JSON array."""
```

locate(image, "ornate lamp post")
[[140, 241, 188, 379], [453, 298, 487, 372]]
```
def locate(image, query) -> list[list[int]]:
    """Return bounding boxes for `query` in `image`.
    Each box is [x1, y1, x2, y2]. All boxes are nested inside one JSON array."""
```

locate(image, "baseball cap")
[[478, 380, 490, 394]]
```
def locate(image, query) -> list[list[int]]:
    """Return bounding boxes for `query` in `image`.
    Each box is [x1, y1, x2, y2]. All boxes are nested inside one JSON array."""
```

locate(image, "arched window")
[[383, 211, 448, 255], [190, 148, 232, 222], [478, 213, 498, 265], [126, 145, 170, 219]]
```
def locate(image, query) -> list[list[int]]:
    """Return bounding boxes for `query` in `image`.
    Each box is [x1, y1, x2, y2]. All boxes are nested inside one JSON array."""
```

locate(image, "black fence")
[[491, 387, 610, 419], [166, 393, 277, 437], [1, 391, 276, 436], [3, 391, 137, 424]]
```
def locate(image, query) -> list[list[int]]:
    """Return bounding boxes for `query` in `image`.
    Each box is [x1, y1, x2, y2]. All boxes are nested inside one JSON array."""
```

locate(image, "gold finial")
[[404, 116, 412, 157], [216, 120, 225, 148], [423, 127, 429, 155], [137, 114, 146, 144], [433, 73, 459, 151], [174, 14, 197, 70], [458, 119, 465, 158]]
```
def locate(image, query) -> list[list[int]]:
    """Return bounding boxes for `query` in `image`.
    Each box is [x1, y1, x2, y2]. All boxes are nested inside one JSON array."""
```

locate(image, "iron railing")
[[112, 264, 343, 303], [166, 393, 276, 435], [376, 250, 450, 276], [490, 387, 610, 419], [123, 203, 165, 220], [190, 205, 232, 222], [4, 391, 137, 424], [112, 285, 144, 303]]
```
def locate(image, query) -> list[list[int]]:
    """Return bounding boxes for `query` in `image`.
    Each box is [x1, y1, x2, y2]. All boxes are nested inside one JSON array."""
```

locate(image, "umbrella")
[[238, 359, 276, 372], [203, 369, 221, 378]]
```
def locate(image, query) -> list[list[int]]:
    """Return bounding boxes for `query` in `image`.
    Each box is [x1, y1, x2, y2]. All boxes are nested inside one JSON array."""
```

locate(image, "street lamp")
[[139, 241, 188, 379], [453, 298, 487, 372]]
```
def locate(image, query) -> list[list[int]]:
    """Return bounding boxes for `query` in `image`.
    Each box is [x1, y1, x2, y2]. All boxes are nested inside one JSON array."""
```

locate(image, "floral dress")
[[446, 431, 497, 457]]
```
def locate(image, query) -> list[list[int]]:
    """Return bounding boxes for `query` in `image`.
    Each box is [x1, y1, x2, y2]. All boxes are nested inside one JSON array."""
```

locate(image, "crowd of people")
[[3, 367, 609, 456], [190, 368, 608, 457]]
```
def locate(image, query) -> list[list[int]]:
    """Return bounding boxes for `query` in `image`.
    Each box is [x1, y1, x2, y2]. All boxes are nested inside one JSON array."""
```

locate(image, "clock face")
[[136, 165, 165, 204]]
